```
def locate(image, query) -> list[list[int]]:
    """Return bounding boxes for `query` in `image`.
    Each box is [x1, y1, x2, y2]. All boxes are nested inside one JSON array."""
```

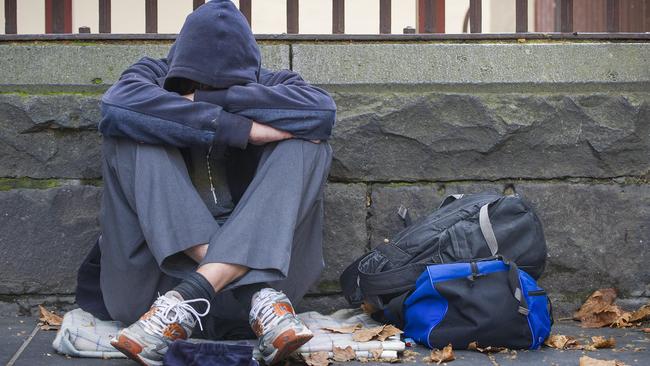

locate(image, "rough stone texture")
[[0, 44, 289, 86], [518, 183, 650, 315], [369, 182, 650, 316], [293, 43, 650, 84], [0, 186, 101, 294], [313, 183, 368, 294], [3, 91, 649, 181], [0, 94, 102, 178], [329, 91, 650, 181]]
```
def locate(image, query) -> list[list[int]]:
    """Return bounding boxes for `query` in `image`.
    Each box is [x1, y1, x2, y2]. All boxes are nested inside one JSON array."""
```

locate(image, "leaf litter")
[[322, 323, 362, 334], [467, 341, 509, 353], [38, 305, 62, 331], [579, 355, 628, 366], [303, 351, 330, 366], [574, 288, 650, 328], [425, 343, 455, 364], [332, 346, 356, 362]]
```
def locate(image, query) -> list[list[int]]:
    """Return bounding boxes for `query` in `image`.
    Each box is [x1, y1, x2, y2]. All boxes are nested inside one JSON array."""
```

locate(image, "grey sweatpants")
[[98, 137, 332, 326]]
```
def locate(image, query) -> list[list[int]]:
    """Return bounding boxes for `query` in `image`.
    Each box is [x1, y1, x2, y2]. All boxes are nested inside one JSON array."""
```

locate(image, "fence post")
[[5, 0, 17, 34], [240, 0, 252, 27], [145, 0, 157, 33], [557, 0, 573, 32], [469, 0, 482, 33], [607, 0, 620, 32], [45, 0, 72, 33], [516, 0, 528, 32], [193, 0, 205, 10], [99, 0, 111, 33], [380, 0, 391, 34], [287, 0, 299, 34], [332, 0, 344, 34]]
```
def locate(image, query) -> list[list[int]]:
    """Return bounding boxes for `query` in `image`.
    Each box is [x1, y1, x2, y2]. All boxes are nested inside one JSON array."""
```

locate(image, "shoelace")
[[142, 295, 211, 336], [251, 291, 291, 330]]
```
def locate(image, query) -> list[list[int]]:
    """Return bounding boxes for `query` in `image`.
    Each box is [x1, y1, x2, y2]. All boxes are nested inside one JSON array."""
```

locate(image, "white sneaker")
[[249, 288, 313, 365], [111, 291, 210, 366]]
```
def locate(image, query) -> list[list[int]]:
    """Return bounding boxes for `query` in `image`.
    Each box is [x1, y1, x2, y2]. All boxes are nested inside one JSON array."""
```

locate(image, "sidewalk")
[[3, 315, 648, 366]]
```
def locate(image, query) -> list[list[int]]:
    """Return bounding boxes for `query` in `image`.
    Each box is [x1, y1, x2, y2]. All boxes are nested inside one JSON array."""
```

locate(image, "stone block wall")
[[0, 41, 648, 316]]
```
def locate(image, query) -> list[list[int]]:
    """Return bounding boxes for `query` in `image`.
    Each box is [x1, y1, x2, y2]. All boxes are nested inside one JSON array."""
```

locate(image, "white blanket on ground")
[[52, 308, 126, 358], [297, 309, 405, 360], [53, 308, 405, 361]]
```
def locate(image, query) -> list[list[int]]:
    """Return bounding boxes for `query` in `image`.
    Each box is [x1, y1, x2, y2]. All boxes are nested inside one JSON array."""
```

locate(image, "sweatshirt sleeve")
[[194, 69, 336, 141], [99, 57, 253, 149]]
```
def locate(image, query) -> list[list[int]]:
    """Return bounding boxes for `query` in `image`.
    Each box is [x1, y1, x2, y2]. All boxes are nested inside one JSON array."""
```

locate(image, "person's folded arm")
[[99, 57, 252, 149], [194, 69, 336, 141]]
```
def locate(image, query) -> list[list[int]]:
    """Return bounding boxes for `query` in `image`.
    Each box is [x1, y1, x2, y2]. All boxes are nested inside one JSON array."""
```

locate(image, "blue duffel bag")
[[385, 257, 552, 350]]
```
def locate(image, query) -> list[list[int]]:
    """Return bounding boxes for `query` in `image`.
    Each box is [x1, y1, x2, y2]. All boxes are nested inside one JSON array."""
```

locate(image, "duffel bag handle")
[[499, 256, 530, 316]]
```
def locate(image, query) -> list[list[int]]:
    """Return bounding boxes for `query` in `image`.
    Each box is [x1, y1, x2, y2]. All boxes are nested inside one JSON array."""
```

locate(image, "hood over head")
[[164, 0, 261, 92]]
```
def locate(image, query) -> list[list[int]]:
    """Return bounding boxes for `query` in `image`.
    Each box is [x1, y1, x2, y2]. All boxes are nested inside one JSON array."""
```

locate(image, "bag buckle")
[[467, 261, 484, 282]]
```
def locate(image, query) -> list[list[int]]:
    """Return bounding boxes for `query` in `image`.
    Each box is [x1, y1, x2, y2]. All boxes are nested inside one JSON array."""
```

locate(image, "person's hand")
[[182, 93, 194, 101], [249, 121, 293, 145]]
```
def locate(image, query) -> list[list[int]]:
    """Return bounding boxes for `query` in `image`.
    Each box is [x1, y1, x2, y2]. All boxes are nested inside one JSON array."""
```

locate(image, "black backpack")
[[340, 192, 547, 312]]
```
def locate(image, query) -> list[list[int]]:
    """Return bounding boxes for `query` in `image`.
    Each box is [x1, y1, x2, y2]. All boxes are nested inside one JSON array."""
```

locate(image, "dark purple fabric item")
[[164, 340, 259, 366]]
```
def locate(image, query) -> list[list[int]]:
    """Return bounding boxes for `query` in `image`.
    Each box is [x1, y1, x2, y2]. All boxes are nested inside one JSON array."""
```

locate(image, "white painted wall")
[[299, 0, 333, 34], [0, 0, 5, 35], [158, 0, 193, 33], [17, 0, 45, 34], [252, 0, 285, 33], [72, 0, 98, 33]]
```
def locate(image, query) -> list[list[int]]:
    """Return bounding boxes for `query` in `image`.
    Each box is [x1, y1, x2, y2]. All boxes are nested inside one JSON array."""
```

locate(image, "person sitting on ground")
[[74, 1, 336, 365]]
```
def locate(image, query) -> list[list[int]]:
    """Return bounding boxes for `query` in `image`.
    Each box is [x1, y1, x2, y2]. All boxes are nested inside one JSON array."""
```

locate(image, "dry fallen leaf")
[[322, 323, 362, 334], [38, 305, 62, 331], [352, 325, 386, 342], [628, 303, 650, 323], [579, 355, 628, 366], [303, 351, 330, 366], [332, 346, 356, 362], [544, 334, 580, 349], [590, 336, 616, 349], [613, 303, 650, 328], [574, 289, 626, 328], [402, 349, 420, 362], [427, 343, 455, 364], [377, 324, 403, 341], [467, 341, 509, 353], [369, 348, 384, 360]]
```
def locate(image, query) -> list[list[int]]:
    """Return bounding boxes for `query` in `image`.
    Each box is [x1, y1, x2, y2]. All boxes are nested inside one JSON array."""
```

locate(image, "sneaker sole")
[[111, 334, 162, 366], [266, 329, 314, 365]]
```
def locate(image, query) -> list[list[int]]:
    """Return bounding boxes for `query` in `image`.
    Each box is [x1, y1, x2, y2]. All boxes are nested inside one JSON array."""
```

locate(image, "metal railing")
[[2, 0, 649, 39]]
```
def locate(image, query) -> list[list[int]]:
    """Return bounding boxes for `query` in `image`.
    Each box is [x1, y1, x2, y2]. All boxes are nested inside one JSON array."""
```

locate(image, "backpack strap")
[[339, 254, 368, 305], [479, 203, 499, 256]]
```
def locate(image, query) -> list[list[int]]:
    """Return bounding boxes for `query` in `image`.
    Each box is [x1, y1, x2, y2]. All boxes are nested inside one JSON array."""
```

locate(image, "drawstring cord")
[[206, 146, 218, 205]]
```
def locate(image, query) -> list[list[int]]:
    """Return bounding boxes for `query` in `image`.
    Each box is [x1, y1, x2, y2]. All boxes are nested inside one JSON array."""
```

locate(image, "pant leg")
[[203, 139, 332, 320], [99, 137, 218, 324]]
